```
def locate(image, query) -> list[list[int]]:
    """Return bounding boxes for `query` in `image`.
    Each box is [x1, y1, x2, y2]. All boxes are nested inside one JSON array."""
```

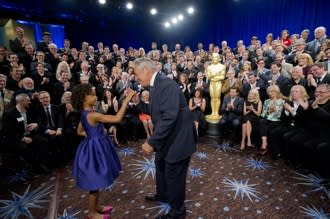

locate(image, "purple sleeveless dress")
[[73, 111, 121, 190]]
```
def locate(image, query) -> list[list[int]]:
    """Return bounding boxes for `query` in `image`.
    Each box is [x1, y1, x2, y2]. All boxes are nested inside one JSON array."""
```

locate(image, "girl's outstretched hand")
[[124, 88, 137, 101]]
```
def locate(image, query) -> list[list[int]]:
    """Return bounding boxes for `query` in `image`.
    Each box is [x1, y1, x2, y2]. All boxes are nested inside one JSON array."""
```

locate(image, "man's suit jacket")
[[319, 73, 330, 84], [138, 73, 196, 163], [35, 104, 64, 134], [3, 107, 37, 144], [0, 88, 14, 129], [9, 37, 24, 54], [220, 95, 244, 120]]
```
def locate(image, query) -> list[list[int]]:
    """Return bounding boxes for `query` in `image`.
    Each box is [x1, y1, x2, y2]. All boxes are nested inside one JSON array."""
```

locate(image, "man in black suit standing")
[[133, 57, 196, 219], [9, 27, 26, 55]]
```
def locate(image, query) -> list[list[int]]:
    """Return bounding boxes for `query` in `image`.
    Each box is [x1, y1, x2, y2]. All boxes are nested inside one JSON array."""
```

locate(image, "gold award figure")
[[205, 53, 226, 123]]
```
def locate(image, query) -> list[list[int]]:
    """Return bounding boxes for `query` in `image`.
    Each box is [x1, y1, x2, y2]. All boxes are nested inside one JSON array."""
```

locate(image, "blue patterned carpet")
[[1, 137, 330, 219]]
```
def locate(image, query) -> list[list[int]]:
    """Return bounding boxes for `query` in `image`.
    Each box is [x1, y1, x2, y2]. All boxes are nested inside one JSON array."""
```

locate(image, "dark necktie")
[[46, 107, 54, 128]]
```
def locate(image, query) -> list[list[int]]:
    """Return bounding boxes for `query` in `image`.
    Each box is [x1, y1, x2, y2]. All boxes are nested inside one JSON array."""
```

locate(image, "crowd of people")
[[0, 25, 330, 180]]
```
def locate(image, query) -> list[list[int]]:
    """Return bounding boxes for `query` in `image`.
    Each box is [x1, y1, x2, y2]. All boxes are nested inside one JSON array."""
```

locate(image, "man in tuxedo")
[[218, 87, 244, 146], [133, 57, 196, 219]]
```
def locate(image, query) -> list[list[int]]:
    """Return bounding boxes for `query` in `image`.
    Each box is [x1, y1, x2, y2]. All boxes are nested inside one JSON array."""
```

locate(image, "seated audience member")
[[96, 89, 120, 145], [6, 65, 22, 92], [288, 66, 307, 90], [53, 68, 73, 105], [296, 53, 314, 78], [0, 74, 14, 130], [178, 73, 191, 102], [267, 62, 291, 98], [190, 72, 209, 98], [240, 89, 262, 150], [30, 51, 52, 74], [222, 69, 243, 97], [0, 74, 14, 165], [242, 73, 266, 101], [238, 61, 253, 85], [59, 91, 81, 159], [138, 90, 153, 139], [36, 91, 66, 167], [189, 88, 206, 136], [218, 87, 244, 146], [32, 62, 54, 94], [307, 63, 330, 99], [286, 84, 330, 171], [258, 85, 284, 155], [270, 85, 309, 160], [3, 93, 49, 172]]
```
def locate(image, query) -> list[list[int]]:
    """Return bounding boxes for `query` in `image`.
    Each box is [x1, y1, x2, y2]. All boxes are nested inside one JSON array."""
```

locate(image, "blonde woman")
[[138, 90, 153, 139], [240, 89, 262, 150], [258, 85, 284, 155], [296, 53, 314, 77], [269, 85, 309, 160]]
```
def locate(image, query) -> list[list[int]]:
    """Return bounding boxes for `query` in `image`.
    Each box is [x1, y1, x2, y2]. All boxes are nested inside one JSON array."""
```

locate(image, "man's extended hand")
[[142, 142, 154, 155]]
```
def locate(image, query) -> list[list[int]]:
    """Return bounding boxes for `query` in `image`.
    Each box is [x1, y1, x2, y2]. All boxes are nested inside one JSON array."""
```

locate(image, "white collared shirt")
[[150, 72, 158, 87]]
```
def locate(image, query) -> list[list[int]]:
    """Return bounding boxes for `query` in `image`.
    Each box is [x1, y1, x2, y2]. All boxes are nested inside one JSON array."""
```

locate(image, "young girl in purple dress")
[[71, 84, 135, 219]]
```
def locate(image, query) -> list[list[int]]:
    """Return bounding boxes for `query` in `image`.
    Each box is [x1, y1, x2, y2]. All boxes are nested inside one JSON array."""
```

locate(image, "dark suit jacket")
[[138, 73, 196, 163], [3, 107, 37, 144], [9, 37, 24, 54], [35, 104, 64, 133], [220, 95, 244, 120]]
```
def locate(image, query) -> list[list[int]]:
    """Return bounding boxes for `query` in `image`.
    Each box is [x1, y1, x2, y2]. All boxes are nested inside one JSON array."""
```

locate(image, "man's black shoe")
[[145, 193, 168, 202]]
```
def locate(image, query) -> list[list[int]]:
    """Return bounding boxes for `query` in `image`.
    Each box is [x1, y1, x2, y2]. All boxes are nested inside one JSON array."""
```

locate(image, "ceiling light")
[[99, 0, 106, 4], [178, 14, 184, 21], [164, 22, 171, 28], [171, 18, 178, 24], [150, 8, 157, 15], [126, 2, 133, 10], [187, 7, 194, 14]]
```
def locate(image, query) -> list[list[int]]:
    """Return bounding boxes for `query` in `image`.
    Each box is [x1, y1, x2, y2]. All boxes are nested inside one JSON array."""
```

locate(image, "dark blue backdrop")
[[1, 0, 330, 50]]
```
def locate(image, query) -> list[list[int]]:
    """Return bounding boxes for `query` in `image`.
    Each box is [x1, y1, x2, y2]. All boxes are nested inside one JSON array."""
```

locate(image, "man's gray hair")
[[0, 74, 7, 80], [15, 93, 29, 103], [133, 57, 157, 71]]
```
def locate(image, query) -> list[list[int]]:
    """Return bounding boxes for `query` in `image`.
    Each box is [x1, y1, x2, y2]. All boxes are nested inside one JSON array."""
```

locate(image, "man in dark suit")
[[2, 93, 49, 172], [133, 57, 196, 219], [36, 91, 66, 166], [218, 87, 244, 146], [307, 63, 330, 99], [9, 27, 26, 55]]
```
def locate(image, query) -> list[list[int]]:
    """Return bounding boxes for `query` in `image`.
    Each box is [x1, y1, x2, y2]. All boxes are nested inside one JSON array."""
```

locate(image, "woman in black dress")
[[240, 88, 262, 150]]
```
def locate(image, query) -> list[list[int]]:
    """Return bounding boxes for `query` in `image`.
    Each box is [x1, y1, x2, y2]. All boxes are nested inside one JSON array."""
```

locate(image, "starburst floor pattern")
[[58, 208, 80, 219], [0, 184, 52, 219], [222, 177, 260, 202], [215, 141, 240, 152], [131, 156, 156, 180], [246, 158, 271, 171], [293, 171, 330, 199], [300, 205, 330, 218], [189, 167, 204, 178], [195, 151, 208, 160], [119, 147, 136, 157]]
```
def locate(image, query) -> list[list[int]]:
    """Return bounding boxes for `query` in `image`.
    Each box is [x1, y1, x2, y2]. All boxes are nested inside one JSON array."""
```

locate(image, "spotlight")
[[126, 2, 133, 10], [150, 8, 157, 15], [187, 7, 194, 14], [164, 22, 171, 28], [171, 18, 178, 24], [99, 0, 106, 4], [178, 14, 184, 21]]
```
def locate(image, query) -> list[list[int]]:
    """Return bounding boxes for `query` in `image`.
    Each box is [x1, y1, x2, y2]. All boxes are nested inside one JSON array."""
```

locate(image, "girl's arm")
[[90, 89, 136, 124]]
